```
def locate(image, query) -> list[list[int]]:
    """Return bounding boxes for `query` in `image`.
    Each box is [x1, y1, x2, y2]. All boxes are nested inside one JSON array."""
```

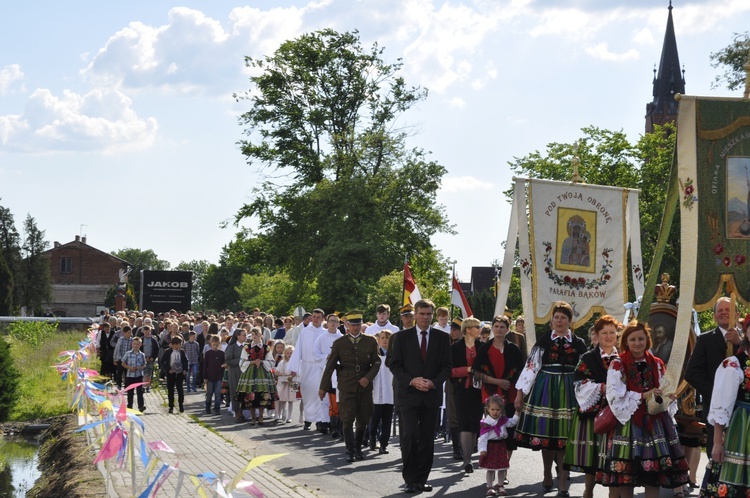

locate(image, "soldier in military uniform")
[[319, 310, 381, 463]]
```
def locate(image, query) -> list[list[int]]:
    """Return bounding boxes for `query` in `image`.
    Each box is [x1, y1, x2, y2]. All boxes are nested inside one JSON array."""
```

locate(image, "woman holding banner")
[[514, 301, 587, 496]]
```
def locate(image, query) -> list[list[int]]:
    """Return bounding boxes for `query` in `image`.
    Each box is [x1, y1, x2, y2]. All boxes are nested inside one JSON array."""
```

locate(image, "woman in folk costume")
[[236, 327, 278, 425], [563, 315, 620, 498], [597, 321, 689, 497], [701, 313, 750, 498], [514, 301, 587, 497]]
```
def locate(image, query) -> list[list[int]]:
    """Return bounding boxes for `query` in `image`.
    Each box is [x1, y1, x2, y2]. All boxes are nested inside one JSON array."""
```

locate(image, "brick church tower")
[[645, 1, 685, 133]]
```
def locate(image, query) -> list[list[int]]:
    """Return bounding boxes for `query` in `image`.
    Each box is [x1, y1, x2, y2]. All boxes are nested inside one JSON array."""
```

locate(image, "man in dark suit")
[[319, 310, 381, 463], [387, 299, 451, 494], [685, 297, 741, 457]]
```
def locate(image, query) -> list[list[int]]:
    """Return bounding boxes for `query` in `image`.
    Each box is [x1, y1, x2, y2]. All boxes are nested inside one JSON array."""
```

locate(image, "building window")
[[60, 257, 73, 274]]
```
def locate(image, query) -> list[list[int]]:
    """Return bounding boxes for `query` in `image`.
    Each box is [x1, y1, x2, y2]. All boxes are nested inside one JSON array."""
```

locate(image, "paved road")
[[179, 390, 709, 498]]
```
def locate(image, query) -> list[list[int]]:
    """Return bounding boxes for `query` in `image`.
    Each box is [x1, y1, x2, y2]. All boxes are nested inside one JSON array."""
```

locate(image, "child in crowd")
[[159, 336, 188, 413], [140, 325, 160, 393], [478, 394, 520, 497], [368, 331, 394, 453], [121, 337, 146, 412], [274, 345, 296, 423], [203, 336, 225, 414], [184, 331, 200, 392], [272, 340, 286, 366], [112, 325, 134, 389]]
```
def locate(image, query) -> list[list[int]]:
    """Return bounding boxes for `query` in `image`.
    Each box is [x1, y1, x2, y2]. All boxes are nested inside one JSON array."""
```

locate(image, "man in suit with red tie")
[[387, 299, 451, 494], [685, 296, 742, 457]]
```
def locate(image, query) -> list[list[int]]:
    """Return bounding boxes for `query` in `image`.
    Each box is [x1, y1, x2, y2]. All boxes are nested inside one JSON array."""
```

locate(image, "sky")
[[1, 0, 749, 283]]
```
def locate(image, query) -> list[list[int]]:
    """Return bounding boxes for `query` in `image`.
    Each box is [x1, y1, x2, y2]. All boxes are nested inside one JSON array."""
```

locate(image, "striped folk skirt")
[[701, 402, 750, 497], [515, 365, 576, 451], [236, 365, 278, 408], [596, 410, 689, 488], [563, 409, 608, 474]]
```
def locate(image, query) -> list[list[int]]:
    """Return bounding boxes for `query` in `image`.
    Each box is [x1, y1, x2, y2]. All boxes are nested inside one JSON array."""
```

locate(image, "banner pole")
[[637, 146, 680, 322]]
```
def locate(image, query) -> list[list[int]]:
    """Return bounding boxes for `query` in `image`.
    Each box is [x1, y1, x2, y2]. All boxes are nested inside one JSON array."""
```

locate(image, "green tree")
[[236, 271, 319, 316], [506, 124, 677, 295], [111, 248, 171, 299], [175, 259, 210, 310], [0, 251, 12, 315], [202, 231, 271, 311], [710, 31, 750, 91], [234, 29, 452, 310], [0, 201, 21, 312], [0, 337, 19, 421], [19, 214, 52, 316]]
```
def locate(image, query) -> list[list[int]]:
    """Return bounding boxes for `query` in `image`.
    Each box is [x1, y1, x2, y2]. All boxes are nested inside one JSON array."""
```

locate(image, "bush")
[[0, 337, 20, 421], [7, 320, 57, 347]]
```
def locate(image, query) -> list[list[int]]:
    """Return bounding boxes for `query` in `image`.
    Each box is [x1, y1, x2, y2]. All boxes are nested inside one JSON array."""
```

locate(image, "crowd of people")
[[94, 297, 750, 497]]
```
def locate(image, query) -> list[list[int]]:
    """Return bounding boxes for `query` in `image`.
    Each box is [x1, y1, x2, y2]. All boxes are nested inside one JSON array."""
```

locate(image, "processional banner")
[[495, 178, 644, 336], [677, 96, 750, 311]]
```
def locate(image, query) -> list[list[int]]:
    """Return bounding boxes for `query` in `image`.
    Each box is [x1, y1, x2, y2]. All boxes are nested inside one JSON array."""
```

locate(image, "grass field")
[[5, 324, 94, 422]]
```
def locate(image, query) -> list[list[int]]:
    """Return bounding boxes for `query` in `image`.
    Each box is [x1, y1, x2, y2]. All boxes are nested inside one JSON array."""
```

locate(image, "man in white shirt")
[[313, 314, 343, 436], [289, 308, 327, 430], [366, 304, 400, 336]]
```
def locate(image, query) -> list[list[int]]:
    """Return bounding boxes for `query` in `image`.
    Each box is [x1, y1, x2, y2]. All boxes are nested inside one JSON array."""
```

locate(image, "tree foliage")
[[236, 271, 319, 316], [0, 337, 19, 422], [506, 124, 678, 295], [234, 29, 451, 310], [0, 201, 21, 311], [111, 247, 171, 298], [710, 31, 750, 91], [175, 259, 210, 310], [19, 214, 52, 315], [0, 251, 12, 315]]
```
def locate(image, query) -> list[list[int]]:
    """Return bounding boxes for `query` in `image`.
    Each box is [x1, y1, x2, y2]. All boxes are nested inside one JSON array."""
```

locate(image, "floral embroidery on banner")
[[679, 177, 696, 210]]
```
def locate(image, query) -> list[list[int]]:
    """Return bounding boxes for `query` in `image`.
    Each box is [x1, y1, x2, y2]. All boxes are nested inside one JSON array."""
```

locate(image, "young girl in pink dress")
[[478, 395, 520, 497]]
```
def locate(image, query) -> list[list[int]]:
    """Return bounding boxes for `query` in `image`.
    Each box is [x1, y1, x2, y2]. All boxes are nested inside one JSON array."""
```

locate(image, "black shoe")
[[503, 478, 509, 485], [205, 408, 211, 414], [345, 451, 355, 463], [378, 446, 389, 454], [139, 406, 146, 413], [331, 431, 341, 440], [179, 404, 184, 413], [169, 407, 174, 414], [404, 483, 418, 493], [315, 421, 322, 432], [464, 463, 473, 474], [418, 483, 433, 492], [354, 449, 365, 461], [557, 491, 569, 498], [319, 423, 329, 435], [303, 421, 311, 430], [369, 438, 377, 451]]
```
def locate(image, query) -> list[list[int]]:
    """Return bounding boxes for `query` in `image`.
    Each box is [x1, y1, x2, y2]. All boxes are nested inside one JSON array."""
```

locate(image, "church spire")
[[645, 1, 685, 133]]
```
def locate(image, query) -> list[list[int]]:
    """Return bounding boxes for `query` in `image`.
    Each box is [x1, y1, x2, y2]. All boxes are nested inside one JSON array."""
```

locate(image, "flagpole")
[[402, 255, 408, 306], [450, 262, 456, 320]]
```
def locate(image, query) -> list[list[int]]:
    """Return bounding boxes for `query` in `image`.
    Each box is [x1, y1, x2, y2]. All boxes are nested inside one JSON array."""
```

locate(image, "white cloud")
[[0, 88, 157, 154], [441, 175, 494, 193], [585, 43, 639, 62], [445, 96, 466, 108], [399, 1, 510, 93], [0, 64, 24, 95], [632, 27, 654, 46]]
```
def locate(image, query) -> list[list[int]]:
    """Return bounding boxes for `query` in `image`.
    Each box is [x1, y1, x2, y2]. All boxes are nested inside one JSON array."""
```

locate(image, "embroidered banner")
[[525, 179, 643, 328], [677, 96, 750, 310]]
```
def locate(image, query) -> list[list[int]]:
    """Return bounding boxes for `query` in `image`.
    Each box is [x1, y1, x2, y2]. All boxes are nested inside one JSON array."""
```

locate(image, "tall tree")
[[111, 248, 171, 299], [19, 214, 52, 315], [0, 201, 21, 311], [175, 259, 210, 310], [234, 29, 451, 309], [0, 251, 12, 315], [710, 31, 750, 91]]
